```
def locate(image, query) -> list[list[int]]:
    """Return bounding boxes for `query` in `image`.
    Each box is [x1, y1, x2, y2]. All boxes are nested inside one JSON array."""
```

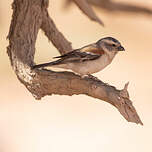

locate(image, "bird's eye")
[[112, 44, 116, 47]]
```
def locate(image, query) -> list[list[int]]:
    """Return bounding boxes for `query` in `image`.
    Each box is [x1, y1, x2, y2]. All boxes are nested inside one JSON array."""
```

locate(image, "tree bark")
[[7, 0, 143, 125]]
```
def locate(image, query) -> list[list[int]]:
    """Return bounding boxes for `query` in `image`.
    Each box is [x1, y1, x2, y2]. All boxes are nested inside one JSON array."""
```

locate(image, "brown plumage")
[[32, 37, 125, 76]]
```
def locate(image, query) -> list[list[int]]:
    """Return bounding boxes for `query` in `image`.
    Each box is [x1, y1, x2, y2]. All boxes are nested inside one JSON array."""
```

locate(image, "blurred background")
[[0, 0, 152, 152]]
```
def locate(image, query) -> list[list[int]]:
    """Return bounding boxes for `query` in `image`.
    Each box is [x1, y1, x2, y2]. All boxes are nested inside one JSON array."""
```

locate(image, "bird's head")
[[96, 37, 125, 55]]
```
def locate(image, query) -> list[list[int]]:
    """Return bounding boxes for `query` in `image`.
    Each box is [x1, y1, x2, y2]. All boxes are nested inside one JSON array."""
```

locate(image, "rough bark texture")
[[7, 0, 143, 125]]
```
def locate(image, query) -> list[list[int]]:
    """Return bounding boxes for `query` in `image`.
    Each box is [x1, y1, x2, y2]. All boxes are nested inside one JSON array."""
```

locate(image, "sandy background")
[[0, 0, 152, 152]]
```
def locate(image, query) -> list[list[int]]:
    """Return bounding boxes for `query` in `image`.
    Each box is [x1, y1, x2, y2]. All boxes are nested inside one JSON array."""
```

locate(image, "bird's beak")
[[118, 46, 125, 51]]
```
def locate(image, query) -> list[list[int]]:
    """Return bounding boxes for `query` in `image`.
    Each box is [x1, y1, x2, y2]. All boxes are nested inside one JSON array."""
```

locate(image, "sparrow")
[[32, 37, 125, 76]]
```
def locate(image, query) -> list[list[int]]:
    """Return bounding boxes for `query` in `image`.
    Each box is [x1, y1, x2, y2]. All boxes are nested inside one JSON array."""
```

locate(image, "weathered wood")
[[7, 0, 143, 125]]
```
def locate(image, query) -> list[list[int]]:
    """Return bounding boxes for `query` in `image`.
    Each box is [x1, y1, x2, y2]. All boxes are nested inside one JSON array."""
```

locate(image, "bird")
[[32, 37, 125, 76]]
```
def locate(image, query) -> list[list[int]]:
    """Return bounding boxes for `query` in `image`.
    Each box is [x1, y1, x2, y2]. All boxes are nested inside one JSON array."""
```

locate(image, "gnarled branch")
[[7, 0, 143, 125]]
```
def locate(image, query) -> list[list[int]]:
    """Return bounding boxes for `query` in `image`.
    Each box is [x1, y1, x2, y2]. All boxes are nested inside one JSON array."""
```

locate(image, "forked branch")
[[7, 0, 143, 125]]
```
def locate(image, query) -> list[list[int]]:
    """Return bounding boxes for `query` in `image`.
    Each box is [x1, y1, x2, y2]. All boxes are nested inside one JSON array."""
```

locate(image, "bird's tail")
[[32, 60, 61, 69]]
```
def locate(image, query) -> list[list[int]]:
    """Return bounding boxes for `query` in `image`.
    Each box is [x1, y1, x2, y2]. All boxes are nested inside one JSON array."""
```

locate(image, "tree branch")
[[71, 0, 104, 26], [29, 69, 143, 125], [65, 0, 152, 17], [41, 8, 72, 54], [88, 0, 152, 15], [7, 0, 143, 125]]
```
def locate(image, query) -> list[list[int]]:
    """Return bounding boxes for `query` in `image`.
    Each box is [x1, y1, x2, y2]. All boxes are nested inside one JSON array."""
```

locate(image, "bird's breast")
[[69, 54, 113, 75]]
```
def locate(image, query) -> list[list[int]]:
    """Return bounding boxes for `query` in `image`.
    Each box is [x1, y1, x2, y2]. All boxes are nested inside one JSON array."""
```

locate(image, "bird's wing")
[[80, 44, 104, 55], [53, 50, 101, 64], [53, 44, 104, 63], [32, 44, 104, 69]]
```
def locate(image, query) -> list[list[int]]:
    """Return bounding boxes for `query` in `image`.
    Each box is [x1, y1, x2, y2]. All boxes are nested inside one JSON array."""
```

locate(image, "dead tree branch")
[[65, 0, 152, 25], [87, 0, 152, 15], [41, 9, 72, 54], [7, 0, 143, 125], [71, 0, 104, 25]]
